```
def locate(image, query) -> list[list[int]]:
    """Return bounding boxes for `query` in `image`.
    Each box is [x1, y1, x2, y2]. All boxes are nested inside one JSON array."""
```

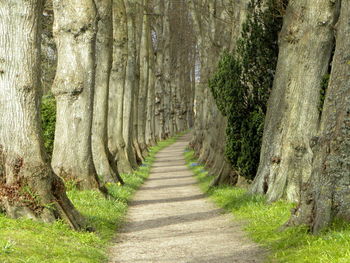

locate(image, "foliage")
[[41, 95, 56, 157], [209, 0, 287, 179], [319, 74, 330, 115], [0, 134, 180, 263], [185, 149, 350, 263]]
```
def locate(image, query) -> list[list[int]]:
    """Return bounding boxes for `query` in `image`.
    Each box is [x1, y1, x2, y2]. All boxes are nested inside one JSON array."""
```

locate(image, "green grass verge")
[[0, 135, 180, 263], [184, 149, 350, 263]]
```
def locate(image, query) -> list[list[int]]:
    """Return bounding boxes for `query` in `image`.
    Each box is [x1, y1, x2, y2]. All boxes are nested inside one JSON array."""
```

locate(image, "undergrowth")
[[185, 149, 350, 263], [0, 135, 179, 263]]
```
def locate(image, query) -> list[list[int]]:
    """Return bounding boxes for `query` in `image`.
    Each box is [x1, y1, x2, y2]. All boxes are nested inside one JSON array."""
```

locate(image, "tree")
[[153, 0, 166, 141], [123, 0, 140, 170], [51, 0, 101, 190], [92, 0, 123, 184], [108, 0, 134, 174], [138, 3, 151, 156], [251, 0, 339, 202], [289, 0, 349, 233], [0, 0, 85, 229], [131, 1, 145, 164], [145, 20, 157, 146]]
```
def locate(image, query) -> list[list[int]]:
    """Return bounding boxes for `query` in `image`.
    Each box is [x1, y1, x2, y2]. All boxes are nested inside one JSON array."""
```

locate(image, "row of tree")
[[0, 0, 194, 228], [190, 0, 350, 233]]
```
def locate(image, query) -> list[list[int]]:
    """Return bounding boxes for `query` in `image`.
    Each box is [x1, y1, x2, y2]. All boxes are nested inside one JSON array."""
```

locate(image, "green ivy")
[[209, 0, 287, 180], [41, 95, 56, 157]]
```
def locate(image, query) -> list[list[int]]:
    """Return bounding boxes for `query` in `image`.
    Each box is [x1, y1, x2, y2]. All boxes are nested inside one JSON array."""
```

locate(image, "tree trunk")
[[92, 0, 123, 184], [123, 0, 139, 170], [153, 0, 166, 141], [289, 0, 349, 233], [51, 0, 100, 190], [145, 27, 157, 146], [108, 0, 133, 174], [131, 4, 144, 164], [162, 0, 172, 138], [138, 7, 150, 156], [0, 0, 85, 229], [251, 0, 339, 202]]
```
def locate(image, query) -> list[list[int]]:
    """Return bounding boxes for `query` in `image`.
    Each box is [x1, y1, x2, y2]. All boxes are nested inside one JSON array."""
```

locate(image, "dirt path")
[[108, 135, 266, 263]]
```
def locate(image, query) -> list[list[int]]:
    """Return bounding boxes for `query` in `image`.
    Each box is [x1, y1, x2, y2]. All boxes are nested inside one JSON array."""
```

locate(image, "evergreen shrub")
[[209, 0, 287, 179]]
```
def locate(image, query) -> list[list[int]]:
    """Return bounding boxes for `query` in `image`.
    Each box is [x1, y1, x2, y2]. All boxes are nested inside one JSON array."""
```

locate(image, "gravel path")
[[108, 135, 266, 263]]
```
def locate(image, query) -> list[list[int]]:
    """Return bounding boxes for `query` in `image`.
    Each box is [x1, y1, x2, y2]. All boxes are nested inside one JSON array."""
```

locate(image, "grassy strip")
[[0, 135, 180, 263], [184, 149, 350, 263]]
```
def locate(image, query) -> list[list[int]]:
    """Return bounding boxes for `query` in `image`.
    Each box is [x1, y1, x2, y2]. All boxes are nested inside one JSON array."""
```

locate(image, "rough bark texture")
[[153, 0, 166, 141], [51, 0, 101, 189], [92, 0, 123, 184], [251, 0, 339, 202], [162, 1, 172, 138], [289, 0, 350, 233], [132, 2, 144, 164], [137, 7, 150, 156], [145, 30, 157, 147], [0, 0, 85, 229], [108, 0, 134, 174], [123, 0, 139, 170]]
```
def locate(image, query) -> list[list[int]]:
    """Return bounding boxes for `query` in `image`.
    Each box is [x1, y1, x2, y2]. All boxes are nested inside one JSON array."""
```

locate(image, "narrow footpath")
[[108, 135, 265, 263]]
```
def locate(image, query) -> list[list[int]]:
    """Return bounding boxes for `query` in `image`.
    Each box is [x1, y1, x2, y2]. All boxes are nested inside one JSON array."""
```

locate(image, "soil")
[[108, 134, 266, 263]]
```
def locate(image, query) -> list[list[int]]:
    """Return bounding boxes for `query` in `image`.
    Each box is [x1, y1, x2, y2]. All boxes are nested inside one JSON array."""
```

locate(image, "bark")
[[153, 0, 166, 141], [251, 0, 339, 202], [92, 0, 123, 184], [51, 0, 100, 190], [132, 6, 145, 164], [289, 0, 349, 233], [123, 0, 139, 170], [187, 55, 196, 128], [138, 7, 150, 156], [188, 0, 205, 151], [108, 0, 133, 174], [145, 27, 157, 146], [162, 0, 172, 138], [0, 0, 85, 229]]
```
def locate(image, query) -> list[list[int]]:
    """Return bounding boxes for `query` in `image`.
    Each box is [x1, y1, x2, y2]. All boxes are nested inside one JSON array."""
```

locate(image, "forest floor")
[[108, 134, 265, 263]]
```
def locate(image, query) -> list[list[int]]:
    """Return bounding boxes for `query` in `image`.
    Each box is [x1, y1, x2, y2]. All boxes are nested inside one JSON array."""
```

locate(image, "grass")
[[0, 135, 180, 263], [184, 149, 350, 263]]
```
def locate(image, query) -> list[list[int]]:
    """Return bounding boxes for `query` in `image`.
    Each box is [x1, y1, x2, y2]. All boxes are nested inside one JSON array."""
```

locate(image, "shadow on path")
[[108, 134, 265, 263], [130, 193, 206, 206]]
